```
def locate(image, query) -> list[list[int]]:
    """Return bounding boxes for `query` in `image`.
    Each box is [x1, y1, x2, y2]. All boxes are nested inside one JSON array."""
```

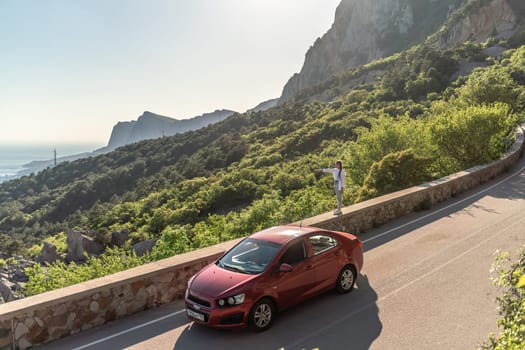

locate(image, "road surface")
[[38, 156, 525, 350]]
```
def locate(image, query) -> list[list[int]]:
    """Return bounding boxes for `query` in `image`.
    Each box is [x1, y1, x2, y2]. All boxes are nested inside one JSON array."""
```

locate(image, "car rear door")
[[306, 233, 342, 293]]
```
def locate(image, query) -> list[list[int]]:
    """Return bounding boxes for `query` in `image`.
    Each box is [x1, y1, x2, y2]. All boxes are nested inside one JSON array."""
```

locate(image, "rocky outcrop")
[[131, 239, 158, 257], [0, 279, 16, 302], [82, 235, 105, 257], [106, 109, 236, 150], [66, 230, 105, 262], [66, 230, 84, 262], [279, 0, 523, 103], [429, 0, 519, 47], [36, 242, 61, 264], [111, 229, 129, 247], [0, 256, 33, 303]]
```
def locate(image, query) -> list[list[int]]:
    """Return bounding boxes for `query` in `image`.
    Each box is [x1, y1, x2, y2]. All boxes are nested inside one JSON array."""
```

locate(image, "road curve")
[[38, 156, 525, 350]]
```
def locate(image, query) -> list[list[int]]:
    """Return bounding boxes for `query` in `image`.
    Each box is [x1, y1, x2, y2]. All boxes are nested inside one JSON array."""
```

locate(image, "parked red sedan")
[[184, 225, 363, 331]]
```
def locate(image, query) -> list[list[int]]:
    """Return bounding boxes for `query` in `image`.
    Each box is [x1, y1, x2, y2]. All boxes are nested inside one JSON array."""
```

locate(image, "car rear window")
[[309, 234, 338, 255]]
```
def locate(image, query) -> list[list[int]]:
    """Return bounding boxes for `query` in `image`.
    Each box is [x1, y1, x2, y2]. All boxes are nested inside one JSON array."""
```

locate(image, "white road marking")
[[71, 310, 186, 350], [285, 215, 525, 349], [361, 162, 525, 245], [74, 162, 525, 349]]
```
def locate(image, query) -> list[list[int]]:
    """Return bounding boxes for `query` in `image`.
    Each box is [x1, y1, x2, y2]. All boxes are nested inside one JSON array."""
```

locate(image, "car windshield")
[[217, 238, 282, 275]]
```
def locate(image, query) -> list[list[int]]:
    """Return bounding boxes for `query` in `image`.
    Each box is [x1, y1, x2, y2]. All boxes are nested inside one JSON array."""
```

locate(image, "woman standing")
[[322, 160, 346, 215]]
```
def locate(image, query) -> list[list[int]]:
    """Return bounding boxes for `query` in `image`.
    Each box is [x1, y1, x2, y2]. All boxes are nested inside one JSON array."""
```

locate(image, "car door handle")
[[307, 265, 313, 270]]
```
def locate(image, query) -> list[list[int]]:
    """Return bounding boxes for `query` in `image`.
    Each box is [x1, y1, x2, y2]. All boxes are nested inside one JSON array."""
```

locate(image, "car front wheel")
[[249, 298, 275, 332], [336, 265, 357, 294]]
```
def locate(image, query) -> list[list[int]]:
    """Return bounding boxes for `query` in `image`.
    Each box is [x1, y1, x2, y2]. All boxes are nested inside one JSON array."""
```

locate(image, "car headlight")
[[217, 293, 245, 307]]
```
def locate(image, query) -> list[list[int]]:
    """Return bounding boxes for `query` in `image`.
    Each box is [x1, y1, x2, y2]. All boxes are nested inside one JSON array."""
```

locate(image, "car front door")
[[272, 238, 316, 309]]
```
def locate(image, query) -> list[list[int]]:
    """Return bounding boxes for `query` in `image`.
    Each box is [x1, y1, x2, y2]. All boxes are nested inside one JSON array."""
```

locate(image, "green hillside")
[[0, 35, 524, 294]]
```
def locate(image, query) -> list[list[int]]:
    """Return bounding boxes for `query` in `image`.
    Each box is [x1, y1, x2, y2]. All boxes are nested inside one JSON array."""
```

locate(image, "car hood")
[[190, 263, 258, 297]]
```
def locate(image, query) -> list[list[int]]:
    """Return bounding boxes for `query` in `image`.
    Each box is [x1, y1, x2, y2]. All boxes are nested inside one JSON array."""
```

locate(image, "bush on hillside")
[[480, 249, 525, 349], [355, 149, 434, 202]]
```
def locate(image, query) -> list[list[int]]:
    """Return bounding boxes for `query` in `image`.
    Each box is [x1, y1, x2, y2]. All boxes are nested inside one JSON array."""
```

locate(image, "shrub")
[[355, 149, 434, 202], [480, 249, 525, 349], [23, 248, 145, 296]]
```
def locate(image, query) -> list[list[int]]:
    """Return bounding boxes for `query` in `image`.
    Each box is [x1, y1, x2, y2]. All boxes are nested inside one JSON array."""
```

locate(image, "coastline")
[[0, 143, 103, 183]]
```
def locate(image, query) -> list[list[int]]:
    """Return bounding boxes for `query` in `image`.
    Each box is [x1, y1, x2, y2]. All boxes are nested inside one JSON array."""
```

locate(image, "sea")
[[0, 143, 102, 182]]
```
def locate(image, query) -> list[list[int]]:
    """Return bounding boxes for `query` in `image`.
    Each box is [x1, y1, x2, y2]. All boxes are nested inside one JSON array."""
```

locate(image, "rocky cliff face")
[[106, 109, 235, 150], [280, 0, 459, 102], [430, 0, 519, 47], [279, 0, 522, 102]]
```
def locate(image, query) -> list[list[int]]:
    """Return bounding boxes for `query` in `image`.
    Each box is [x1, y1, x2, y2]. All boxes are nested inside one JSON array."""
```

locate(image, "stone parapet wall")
[[0, 126, 523, 349], [0, 239, 240, 349], [0, 320, 9, 350]]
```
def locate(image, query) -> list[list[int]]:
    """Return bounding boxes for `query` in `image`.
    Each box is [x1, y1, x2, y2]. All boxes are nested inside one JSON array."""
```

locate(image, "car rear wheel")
[[249, 298, 275, 332], [336, 265, 357, 294]]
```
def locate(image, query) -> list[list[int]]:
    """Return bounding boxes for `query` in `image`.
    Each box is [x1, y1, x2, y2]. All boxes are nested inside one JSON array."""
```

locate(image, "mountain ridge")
[[279, 0, 523, 103], [106, 109, 236, 150], [0, 109, 237, 182]]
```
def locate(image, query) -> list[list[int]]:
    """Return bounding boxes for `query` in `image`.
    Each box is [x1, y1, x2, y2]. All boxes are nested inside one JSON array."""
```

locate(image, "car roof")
[[250, 225, 324, 245]]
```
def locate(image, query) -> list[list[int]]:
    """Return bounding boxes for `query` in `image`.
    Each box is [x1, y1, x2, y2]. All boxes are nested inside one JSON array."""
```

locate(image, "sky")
[[0, 0, 341, 146]]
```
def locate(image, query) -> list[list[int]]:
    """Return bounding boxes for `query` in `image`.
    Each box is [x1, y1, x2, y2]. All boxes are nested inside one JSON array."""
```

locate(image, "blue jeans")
[[334, 181, 342, 209]]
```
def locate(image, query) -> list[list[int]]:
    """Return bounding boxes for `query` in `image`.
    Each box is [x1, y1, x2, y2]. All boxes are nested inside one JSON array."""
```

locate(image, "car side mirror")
[[279, 263, 293, 273]]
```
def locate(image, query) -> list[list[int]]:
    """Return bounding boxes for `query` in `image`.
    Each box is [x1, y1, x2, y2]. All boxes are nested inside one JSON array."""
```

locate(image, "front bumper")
[[185, 291, 251, 329]]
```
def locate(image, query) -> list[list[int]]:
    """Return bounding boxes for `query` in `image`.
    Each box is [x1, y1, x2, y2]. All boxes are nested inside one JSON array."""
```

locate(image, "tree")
[[429, 103, 518, 170], [346, 115, 430, 185], [355, 149, 434, 202], [458, 68, 519, 110], [150, 225, 192, 259]]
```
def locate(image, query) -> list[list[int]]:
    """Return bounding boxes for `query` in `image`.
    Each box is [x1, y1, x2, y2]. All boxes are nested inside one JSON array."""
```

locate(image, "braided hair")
[[336, 160, 343, 179]]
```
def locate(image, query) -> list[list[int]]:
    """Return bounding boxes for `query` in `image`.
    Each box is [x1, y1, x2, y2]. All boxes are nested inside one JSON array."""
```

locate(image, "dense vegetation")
[[0, 9, 521, 295], [16, 41, 525, 295], [480, 249, 525, 349]]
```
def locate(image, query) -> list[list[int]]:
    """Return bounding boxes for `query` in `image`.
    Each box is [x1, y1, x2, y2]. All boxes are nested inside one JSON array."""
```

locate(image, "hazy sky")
[[0, 0, 340, 146]]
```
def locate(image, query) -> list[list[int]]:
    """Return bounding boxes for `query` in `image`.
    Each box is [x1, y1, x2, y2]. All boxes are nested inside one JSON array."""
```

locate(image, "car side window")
[[280, 240, 306, 265], [309, 234, 338, 255]]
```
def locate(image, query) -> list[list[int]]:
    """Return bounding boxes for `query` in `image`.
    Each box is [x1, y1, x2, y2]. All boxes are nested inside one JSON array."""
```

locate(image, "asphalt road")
[[38, 156, 525, 350]]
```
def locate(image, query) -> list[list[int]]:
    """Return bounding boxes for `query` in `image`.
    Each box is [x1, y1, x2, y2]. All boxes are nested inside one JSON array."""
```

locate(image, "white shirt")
[[323, 168, 346, 191]]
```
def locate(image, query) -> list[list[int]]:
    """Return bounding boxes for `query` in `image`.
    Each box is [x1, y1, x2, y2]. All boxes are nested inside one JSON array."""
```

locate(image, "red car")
[[184, 225, 363, 331]]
